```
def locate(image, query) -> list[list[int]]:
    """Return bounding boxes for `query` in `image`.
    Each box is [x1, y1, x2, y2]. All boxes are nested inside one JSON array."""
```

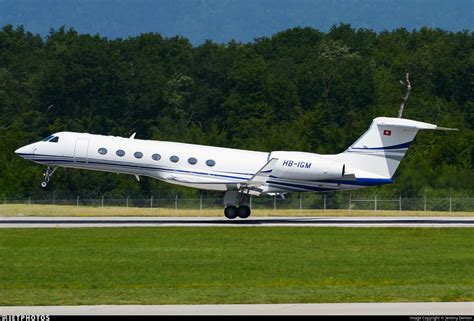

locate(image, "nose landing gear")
[[41, 166, 57, 188]]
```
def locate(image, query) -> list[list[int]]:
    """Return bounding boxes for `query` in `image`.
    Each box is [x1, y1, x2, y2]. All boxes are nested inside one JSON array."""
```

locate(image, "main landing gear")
[[223, 190, 252, 219], [224, 205, 251, 219], [41, 166, 57, 188]]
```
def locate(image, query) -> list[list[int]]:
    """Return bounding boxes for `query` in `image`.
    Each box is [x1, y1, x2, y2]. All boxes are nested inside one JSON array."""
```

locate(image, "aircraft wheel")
[[224, 206, 238, 219], [41, 181, 48, 188], [237, 205, 251, 218]]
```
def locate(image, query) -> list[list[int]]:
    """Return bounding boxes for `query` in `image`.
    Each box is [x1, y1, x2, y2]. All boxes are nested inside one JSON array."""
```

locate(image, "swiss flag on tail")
[[383, 129, 392, 136]]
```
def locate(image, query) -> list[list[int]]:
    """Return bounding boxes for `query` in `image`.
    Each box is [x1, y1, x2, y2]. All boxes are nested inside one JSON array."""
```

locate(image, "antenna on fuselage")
[[129, 132, 136, 139], [398, 73, 411, 118]]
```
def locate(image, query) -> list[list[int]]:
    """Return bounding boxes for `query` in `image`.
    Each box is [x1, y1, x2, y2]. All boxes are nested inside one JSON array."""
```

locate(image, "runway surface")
[[1, 302, 473, 315], [0, 216, 473, 228]]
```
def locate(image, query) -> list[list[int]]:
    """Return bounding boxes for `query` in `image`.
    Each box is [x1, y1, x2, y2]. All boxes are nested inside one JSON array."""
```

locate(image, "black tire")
[[237, 205, 251, 218], [224, 206, 238, 219]]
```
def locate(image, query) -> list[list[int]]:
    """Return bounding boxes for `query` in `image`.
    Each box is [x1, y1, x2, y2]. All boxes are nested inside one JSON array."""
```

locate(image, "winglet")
[[246, 158, 279, 186]]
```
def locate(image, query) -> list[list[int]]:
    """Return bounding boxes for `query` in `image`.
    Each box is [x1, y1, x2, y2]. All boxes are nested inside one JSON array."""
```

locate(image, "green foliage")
[[0, 24, 472, 198]]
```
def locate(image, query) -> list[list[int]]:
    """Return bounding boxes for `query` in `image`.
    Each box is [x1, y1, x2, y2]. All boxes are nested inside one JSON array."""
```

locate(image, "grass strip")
[[0, 227, 472, 305]]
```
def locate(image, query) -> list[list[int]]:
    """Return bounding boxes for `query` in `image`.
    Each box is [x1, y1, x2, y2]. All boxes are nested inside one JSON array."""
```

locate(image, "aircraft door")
[[74, 138, 89, 163]]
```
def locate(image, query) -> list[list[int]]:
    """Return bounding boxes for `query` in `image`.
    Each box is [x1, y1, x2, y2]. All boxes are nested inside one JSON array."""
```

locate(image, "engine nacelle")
[[269, 151, 345, 181]]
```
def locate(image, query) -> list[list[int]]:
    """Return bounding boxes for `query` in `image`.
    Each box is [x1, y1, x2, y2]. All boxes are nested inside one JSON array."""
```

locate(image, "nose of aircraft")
[[15, 143, 36, 156]]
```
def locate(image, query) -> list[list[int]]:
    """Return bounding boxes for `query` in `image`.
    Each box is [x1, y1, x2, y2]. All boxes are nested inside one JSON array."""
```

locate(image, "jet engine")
[[269, 151, 345, 181]]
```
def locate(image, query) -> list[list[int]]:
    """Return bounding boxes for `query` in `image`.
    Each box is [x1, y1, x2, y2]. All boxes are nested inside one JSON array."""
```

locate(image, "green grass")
[[0, 227, 472, 305], [2, 204, 473, 217]]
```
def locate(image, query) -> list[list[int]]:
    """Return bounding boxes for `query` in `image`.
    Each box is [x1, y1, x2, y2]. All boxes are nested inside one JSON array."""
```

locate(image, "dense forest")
[[0, 24, 472, 199]]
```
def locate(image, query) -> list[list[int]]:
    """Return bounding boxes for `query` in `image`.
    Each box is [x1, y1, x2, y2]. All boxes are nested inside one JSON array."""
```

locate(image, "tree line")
[[0, 24, 472, 199]]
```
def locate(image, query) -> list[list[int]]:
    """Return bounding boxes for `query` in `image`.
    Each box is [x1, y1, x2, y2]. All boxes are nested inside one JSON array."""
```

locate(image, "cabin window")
[[134, 152, 143, 159], [152, 153, 161, 161], [98, 148, 107, 155], [170, 155, 179, 163], [116, 150, 125, 157], [206, 159, 216, 167], [188, 157, 197, 165]]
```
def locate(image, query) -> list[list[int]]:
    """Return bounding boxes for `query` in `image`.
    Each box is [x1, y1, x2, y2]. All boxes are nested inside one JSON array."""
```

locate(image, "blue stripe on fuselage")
[[17, 153, 250, 181], [319, 178, 393, 186], [17, 153, 394, 188], [350, 141, 412, 150], [267, 180, 335, 192], [267, 177, 392, 192]]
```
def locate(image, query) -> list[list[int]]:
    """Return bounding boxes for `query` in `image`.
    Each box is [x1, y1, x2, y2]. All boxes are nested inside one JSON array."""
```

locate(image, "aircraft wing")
[[164, 175, 245, 185], [163, 158, 279, 189]]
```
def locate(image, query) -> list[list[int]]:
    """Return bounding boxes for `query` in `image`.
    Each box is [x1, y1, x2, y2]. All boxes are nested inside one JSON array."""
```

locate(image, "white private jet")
[[15, 117, 456, 219]]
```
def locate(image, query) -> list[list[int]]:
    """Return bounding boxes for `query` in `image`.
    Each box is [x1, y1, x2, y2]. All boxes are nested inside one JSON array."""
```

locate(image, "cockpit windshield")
[[41, 135, 54, 142], [41, 135, 59, 143]]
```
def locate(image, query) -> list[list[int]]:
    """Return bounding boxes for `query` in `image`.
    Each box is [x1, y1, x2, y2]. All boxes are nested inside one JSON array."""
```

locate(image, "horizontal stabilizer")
[[434, 126, 459, 131], [375, 117, 458, 131]]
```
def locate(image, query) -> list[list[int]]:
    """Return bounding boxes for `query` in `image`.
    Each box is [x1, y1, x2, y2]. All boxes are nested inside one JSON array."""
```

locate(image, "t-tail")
[[339, 117, 457, 179]]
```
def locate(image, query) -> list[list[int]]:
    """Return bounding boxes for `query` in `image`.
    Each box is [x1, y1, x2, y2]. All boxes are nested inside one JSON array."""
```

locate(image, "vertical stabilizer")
[[339, 117, 449, 178]]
